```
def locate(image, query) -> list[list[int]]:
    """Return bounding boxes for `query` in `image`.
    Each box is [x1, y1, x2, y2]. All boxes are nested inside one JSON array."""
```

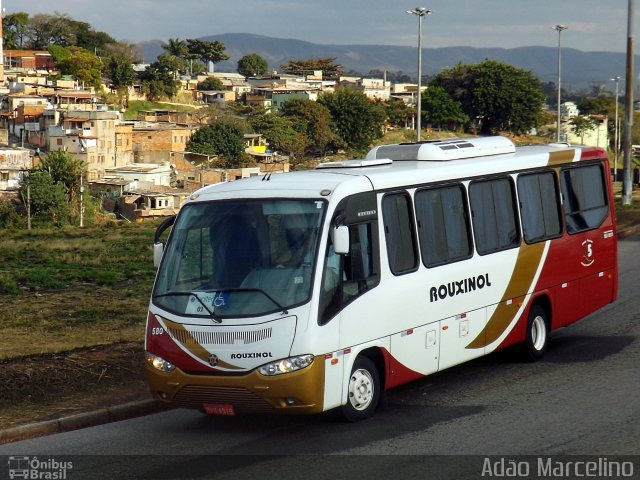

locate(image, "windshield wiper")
[[197, 288, 289, 315], [152, 291, 222, 323]]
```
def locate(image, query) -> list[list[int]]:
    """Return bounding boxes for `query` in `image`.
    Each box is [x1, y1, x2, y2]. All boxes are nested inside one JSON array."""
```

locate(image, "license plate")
[[203, 403, 235, 416]]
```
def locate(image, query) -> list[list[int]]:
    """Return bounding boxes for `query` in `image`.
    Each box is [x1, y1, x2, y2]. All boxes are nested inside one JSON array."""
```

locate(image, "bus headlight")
[[145, 352, 176, 372], [258, 354, 314, 376]]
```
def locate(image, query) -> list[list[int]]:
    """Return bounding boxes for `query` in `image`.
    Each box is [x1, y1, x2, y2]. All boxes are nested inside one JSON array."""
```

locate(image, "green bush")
[[0, 273, 19, 294], [0, 198, 24, 229]]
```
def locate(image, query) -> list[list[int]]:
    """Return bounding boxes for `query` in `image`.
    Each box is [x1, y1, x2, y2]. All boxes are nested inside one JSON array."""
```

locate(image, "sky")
[[4, 0, 637, 53]]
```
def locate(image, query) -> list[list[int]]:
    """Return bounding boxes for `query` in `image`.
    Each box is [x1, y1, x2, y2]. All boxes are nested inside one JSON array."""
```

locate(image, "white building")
[[0, 148, 32, 191]]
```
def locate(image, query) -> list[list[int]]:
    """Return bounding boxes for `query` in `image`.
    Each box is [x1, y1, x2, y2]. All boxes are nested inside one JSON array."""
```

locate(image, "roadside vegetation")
[[0, 221, 160, 359]]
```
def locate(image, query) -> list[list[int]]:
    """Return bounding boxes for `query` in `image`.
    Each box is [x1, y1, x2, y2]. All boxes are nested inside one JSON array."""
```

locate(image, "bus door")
[[561, 163, 617, 319]]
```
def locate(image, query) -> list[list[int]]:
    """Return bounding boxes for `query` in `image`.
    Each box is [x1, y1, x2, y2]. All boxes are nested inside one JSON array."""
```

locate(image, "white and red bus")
[[145, 136, 617, 421]]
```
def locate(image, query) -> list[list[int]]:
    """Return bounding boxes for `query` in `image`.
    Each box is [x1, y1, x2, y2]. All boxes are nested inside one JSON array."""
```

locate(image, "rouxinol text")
[[430, 273, 491, 302]]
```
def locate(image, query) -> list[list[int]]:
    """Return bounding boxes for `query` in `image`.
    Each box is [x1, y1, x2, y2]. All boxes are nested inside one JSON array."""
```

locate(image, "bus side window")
[[319, 241, 341, 324], [415, 184, 473, 267], [561, 164, 608, 234], [343, 223, 376, 301], [517, 171, 562, 243], [382, 193, 419, 274], [469, 177, 520, 255]]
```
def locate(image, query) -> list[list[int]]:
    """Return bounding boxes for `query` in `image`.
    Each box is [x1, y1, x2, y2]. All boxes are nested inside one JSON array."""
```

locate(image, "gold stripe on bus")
[[547, 149, 577, 166], [163, 319, 243, 370], [466, 241, 546, 349]]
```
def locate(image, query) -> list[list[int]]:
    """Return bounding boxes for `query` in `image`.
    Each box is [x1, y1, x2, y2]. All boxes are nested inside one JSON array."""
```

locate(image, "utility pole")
[[622, 0, 635, 205], [406, 7, 431, 142], [553, 24, 568, 142], [0, 0, 4, 85], [80, 171, 84, 227], [611, 76, 621, 180], [26, 172, 31, 230]]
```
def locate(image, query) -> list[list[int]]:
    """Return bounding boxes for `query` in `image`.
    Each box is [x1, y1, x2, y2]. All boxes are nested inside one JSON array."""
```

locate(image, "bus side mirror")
[[153, 215, 176, 268], [153, 243, 164, 268], [332, 225, 350, 255]]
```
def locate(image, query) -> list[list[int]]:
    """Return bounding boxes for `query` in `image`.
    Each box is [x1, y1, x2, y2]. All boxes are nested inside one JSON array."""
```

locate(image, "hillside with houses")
[[0, 28, 618, 225], [0, 47, 433, 222]]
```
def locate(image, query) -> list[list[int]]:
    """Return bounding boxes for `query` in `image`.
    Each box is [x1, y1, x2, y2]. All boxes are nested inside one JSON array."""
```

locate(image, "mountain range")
[[137, 33, 636, 91]]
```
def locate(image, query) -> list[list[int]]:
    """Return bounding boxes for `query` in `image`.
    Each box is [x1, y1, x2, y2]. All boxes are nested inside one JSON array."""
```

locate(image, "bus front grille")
[[172, 385, 274, 412]]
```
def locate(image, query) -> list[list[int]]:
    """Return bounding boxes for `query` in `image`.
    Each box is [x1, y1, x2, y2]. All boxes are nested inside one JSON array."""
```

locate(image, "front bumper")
[[145, 355, 326, 414]]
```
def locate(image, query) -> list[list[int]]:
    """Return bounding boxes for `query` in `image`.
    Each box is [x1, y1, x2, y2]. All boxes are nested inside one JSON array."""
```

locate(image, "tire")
[[524, 305, 549, 361], [341, 356, 381, 422]]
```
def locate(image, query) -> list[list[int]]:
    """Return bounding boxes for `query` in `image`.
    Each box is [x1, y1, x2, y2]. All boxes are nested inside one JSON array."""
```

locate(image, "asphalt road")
[[1, 236, 639, 480]]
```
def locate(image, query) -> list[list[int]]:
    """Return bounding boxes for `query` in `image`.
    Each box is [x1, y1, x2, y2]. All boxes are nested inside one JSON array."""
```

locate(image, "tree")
[[280, 58, 342, 79], [433, 60, 545, 135], [197, 77, 225, 91], [578, 96, 617, 116], [570, 115, 599, 145], [140, 56, 180, 101], [54, 46, 103, 90], [317, 87, 386, 153], [35, 150, 86, 201], [22, 170, 70, 226], [105, 40, 142, 64], [106, 41, 140, 107], [421, 85, 468, 130], [0, 198, 23, 229], [186, 39, 229, 73], [237, 53, 268, 78], [2, 12, 30, 49], [191, 104, 225, 125], [66, 18, 115, 55], [249, 114, 308, 161], [161, 38, 190, 76], [379, 97, 415, 129], [280, 98, 338, 155], [26, 12, 76, 49], [108, 56, 137, 106], [187, 121, 246, 167], [162, 38, 188, 58]]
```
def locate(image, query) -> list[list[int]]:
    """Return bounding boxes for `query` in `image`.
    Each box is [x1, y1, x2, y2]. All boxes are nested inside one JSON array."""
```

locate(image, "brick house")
[[47, 110, 122, 180], [131, 124, 195, 164]]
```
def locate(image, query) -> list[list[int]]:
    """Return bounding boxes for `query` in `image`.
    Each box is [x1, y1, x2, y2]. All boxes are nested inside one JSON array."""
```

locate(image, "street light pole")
[[622, 0, 635, 206], [553, 24, 568, 142], [611, 76, 621, 180], [79, 171, 84, 228], [406, 7, 431, 142]]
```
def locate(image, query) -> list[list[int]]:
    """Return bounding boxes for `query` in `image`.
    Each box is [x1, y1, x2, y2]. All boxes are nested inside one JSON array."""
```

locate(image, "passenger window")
[[517, 171, 562, 243], [343, 223, 377, 302], [415, 185, 472, 267], [319, 222, 379, 324], [469, 178, 520, 255], [382, 193, 418, 274], [561, 164, 608, 234]]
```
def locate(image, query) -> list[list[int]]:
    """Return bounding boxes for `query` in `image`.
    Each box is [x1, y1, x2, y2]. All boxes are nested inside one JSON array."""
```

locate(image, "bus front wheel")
[[524, 305, 549, 361], [341, 356, 381, 422]]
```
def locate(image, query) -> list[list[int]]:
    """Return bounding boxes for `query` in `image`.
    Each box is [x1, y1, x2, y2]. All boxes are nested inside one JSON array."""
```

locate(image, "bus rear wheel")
[[341, 356, 380, 422], [524, 305, 548, 361]]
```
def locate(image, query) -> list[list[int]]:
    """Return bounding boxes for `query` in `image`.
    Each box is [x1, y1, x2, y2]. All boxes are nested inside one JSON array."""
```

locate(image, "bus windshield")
[[153, 198, 326, 319]]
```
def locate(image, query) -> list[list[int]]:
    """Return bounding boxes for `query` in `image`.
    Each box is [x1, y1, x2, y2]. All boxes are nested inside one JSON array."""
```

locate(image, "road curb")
[[0, 399, 161, 445], [617, 223, 640, 239]]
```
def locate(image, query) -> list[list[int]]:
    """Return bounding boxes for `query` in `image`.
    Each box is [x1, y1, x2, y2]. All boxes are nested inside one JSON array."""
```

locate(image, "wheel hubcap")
[[348, 369, 374, 411], [531, 315, 547, 351]]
